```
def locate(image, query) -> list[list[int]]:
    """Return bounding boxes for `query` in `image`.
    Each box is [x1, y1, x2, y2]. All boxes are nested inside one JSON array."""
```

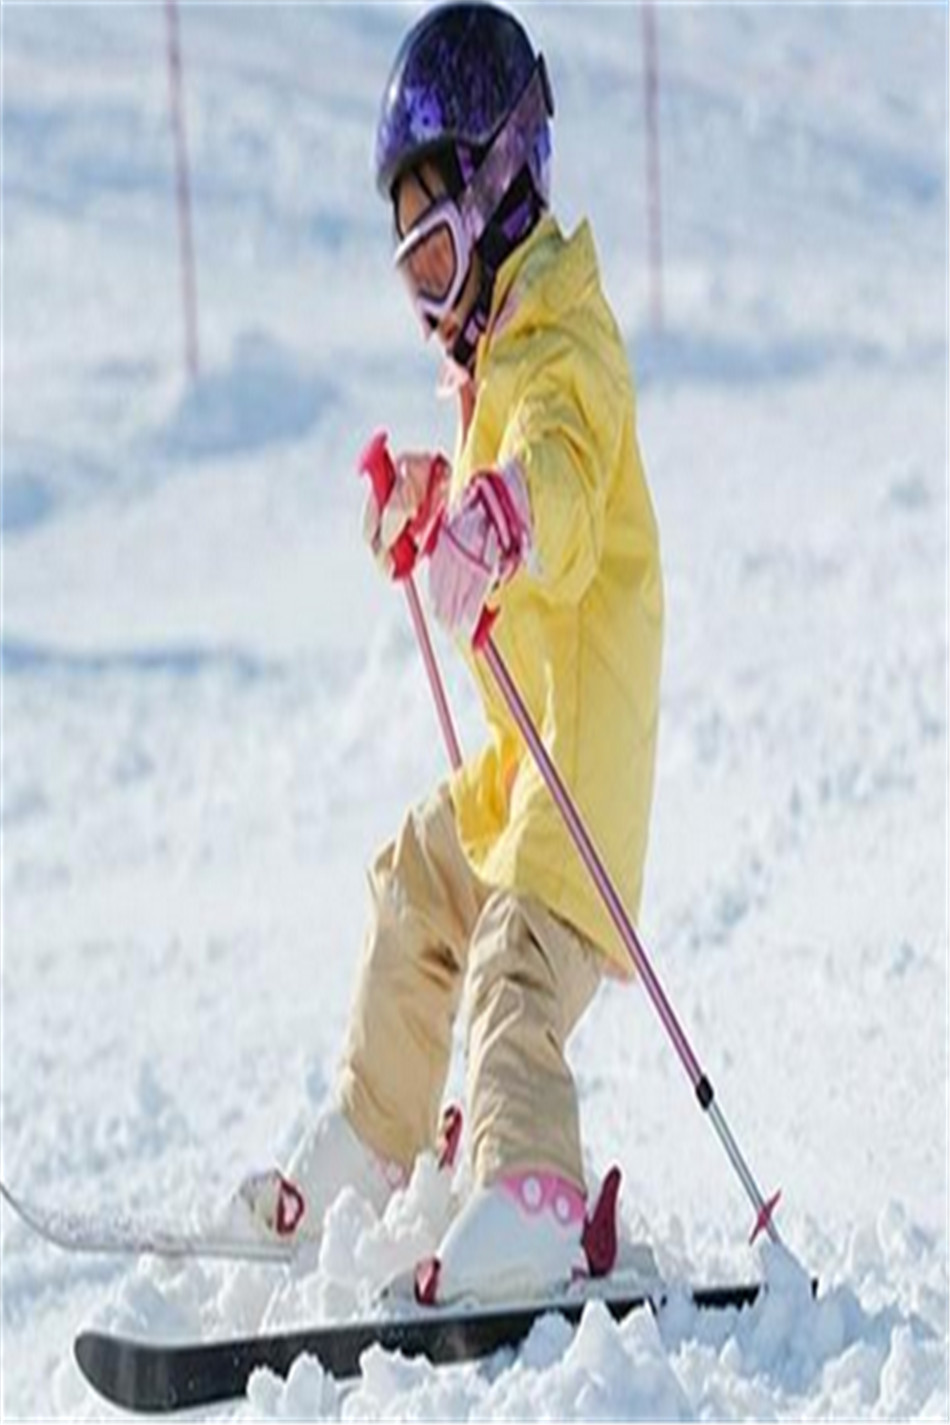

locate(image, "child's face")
[[394, 163, 481, 355]]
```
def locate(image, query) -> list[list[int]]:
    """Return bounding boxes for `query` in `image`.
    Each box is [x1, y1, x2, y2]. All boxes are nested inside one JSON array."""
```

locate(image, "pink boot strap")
[[581, 1165, 621, 1278], [438, 1104, 464, 1171], [498, 1170, 587, 1226], [414, 1255, 441, 1306], [274, 1175, 307, 1237]]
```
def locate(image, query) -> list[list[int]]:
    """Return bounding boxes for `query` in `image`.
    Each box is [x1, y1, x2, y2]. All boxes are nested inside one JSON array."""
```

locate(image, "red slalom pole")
[[641, 0, 664, 333], [472, 608, 781, 1247], [164, 0, 200, 379]]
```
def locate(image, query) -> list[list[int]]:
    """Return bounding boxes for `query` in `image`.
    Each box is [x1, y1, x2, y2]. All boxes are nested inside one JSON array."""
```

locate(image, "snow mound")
[[74, 1183, 947, 1421], [236, 1231, 946, 1421]]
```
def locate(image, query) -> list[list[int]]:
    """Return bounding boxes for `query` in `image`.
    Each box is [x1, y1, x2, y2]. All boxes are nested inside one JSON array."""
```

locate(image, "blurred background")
[[2, 5, 947, 1417]]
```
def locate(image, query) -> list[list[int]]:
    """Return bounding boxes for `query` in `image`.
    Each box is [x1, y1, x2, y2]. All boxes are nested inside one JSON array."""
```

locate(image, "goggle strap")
[[460, 62, 552, 247]]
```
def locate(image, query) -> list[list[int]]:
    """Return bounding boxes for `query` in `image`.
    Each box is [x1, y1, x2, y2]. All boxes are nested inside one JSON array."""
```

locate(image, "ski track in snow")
[[1, 5, 947, 1420]]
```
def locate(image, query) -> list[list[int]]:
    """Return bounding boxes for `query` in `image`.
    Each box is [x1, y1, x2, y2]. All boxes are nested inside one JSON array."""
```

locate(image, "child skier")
[[244, 2, 663, 1305]]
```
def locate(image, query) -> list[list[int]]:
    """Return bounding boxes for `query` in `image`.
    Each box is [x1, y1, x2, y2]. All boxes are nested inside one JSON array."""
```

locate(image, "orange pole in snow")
[[642, 1, 664, 332], [165, 0, 200, 378]]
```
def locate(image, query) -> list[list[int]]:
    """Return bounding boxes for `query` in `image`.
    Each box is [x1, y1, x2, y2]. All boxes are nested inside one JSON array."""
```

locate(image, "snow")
[[1, 2, 947, 1419]]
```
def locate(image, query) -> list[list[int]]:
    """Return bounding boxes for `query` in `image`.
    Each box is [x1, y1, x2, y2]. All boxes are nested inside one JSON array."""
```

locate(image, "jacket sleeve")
[[497, 355, 617, 607]]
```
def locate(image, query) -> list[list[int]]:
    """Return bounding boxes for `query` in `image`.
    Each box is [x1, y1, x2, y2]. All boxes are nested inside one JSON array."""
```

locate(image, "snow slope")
[[1, 3, 947, 1419]]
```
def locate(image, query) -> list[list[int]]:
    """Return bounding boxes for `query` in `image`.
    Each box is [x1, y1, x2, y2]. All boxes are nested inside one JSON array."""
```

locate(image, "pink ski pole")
[[471, 607, 782, 1247], [358, 434, 463, 773]]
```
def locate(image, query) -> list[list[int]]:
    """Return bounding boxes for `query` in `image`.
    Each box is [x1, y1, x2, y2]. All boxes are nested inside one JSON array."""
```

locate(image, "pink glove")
[[428, 462, 532, 637], [362, 450, 449, 579]]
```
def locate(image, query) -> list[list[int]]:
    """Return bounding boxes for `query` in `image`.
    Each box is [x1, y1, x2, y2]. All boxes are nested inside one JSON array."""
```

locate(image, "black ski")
[[75, 1281, 772, 1413]]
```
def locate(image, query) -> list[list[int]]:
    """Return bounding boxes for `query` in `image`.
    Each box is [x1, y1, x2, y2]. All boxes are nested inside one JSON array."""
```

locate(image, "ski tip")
[[0, 1180, 22, 1214], [75, 1330, 171, 1413], [74, 1331, 115, 1368], [74, 1333, 122, 1409], [74, 1331, 95, 1371]]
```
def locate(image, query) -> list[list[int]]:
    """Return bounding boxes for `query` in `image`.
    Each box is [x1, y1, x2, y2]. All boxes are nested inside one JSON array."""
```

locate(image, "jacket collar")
[[437, 215, 600, 402], [474, 215, 599, 377]]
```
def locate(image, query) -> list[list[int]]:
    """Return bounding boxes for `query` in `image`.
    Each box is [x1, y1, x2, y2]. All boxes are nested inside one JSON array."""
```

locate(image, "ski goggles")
[[393, 196, 473, 331], [392, 61, 553, 333]]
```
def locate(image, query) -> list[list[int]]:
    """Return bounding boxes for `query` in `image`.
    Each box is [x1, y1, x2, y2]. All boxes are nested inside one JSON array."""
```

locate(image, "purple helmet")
[[374, 2, 553, 207]]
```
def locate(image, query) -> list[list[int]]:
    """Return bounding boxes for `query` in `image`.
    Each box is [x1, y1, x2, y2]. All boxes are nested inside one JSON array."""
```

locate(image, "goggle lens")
[[400, 220, 457, 304], [394, 200, 471, 328]]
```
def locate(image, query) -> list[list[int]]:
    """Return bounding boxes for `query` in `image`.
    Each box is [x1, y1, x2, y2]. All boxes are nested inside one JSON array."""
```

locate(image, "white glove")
[[362, 451, 450, 579]]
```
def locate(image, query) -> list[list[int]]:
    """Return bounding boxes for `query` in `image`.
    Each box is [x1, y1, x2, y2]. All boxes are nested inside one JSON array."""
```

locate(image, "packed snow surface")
[[2, 4, 947, 1419]]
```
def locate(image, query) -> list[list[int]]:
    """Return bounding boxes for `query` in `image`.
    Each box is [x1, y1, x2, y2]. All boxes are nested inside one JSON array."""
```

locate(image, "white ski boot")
[[238, 1108, 406, 1243], [414, 1165, 621, 1305]]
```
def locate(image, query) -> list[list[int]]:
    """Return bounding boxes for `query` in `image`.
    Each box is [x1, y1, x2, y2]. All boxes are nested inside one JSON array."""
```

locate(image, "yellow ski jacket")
[[448, 215, 664, 976]]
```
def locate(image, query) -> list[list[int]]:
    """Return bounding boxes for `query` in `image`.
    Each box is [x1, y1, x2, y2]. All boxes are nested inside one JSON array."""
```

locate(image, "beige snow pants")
[[338, 786, 602, 1191]]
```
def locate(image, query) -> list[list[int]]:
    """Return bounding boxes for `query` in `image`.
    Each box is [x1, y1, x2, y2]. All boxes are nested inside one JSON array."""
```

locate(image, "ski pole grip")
[[357, 430, 418, 580]]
